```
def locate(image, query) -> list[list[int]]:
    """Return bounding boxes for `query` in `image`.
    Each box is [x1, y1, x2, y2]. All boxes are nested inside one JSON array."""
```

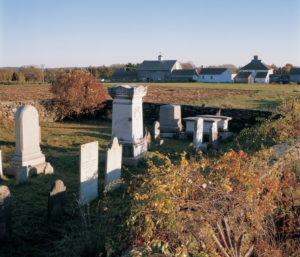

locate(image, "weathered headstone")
[[159, 104, 182, 137], [153, 121, 160, 140], [48, 180, 66, 220], [6, 105, 54, 177], [79, 141, 98, 205], [108, 85, 148, 166], [193, 118, 204, 148], [0, 186, 12, 240], [16, 167, 28, 184], [105, 137, 122, 191], [0, 150, 3, 178]]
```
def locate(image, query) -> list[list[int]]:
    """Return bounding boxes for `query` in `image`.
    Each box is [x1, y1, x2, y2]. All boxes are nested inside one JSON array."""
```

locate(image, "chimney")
[[158, 54, 163, 62], [254, 55, 258, 60]]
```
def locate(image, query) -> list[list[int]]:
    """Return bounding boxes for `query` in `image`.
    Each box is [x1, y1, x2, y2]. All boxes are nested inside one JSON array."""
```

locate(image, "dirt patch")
[[0, 84, 253, 103]]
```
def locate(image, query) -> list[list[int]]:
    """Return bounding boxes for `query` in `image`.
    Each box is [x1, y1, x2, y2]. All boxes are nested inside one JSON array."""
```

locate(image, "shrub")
[[51, 70, 107, 119]]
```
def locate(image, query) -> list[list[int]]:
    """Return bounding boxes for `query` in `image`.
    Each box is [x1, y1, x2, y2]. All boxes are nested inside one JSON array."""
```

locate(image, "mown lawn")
[[0, 118, 190, 257]]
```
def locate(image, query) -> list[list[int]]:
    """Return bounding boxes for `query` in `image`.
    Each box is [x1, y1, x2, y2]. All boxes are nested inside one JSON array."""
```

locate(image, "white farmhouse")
[[199, 68, 235, 83], [236, 55, 273, 83]]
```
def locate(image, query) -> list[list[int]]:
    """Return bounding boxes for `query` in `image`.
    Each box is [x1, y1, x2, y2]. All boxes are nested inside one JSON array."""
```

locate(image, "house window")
[[202, 76, 205, 79], [210, 76, 213, 80]]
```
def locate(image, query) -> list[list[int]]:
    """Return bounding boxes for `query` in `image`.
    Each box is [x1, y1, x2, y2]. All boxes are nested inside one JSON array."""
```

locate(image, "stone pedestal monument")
[[6, 105, 53, 177], [108, 85, 147, 165]]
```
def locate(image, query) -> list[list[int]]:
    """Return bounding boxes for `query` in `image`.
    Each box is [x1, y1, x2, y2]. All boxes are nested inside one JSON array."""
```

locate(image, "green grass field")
[[105, 82, 300, 110]]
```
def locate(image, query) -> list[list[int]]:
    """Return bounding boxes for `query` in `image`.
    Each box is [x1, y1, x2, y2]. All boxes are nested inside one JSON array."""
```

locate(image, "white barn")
[[199, 68, 235, 83], [237, 55, 273, 83]]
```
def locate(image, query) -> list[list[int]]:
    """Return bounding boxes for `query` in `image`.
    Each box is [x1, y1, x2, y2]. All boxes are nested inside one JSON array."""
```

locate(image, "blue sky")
[[1, 0, 300, 68]]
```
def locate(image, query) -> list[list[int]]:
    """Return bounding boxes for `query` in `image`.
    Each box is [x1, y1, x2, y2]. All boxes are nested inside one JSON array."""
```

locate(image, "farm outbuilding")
[[234, 71, 254, 83], [289, 68, 300, 84], [199, 68, 235, 83], [171, 69, 199, 82]]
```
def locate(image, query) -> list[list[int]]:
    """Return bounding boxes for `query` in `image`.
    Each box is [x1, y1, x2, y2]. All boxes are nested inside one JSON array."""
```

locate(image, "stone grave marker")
[[6, 105, 53, 177], [16, 167, 28, 184], [159, 104, 182, 137], [0, 185, 12, 240], [153, 121, 160, 140], [193, 118, 204, 148], [79, 141, 98, 205], [197, 115, 232, 132], [108, 85, 148, 166], [0, 150, 3, 178], [48, 180, 66, 221], [209, 121, 219, 149], [105, 137, 122, 191]]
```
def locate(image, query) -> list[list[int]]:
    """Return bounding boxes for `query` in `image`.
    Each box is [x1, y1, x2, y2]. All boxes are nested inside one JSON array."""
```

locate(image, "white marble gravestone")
[[153, 121, 160, 140], [197, 115, 232, 132], [159, 104, 182, 137], [193, 118, 204, 148], [79, 141, 98, 205], [6, 105, 53, 177], [108, 85, 147, 165], [0, 150, 3, 178], [105, 137, 122, 191]]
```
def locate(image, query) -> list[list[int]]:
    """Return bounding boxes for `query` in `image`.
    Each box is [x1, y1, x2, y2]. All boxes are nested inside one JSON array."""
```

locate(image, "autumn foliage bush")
[[125, 100, 300, 257], [51, 70, 107, 119]]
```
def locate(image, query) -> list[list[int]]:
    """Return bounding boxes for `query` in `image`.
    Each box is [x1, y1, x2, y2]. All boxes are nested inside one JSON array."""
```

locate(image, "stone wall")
[[1, 99, 273, 132], [0, 99, 56, 122]]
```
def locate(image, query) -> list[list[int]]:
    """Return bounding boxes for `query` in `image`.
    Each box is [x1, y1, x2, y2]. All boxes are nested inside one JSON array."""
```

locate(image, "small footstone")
[[0, 185, 12, 240], [48, 180, 66, 221], [16, 167, 28, 184]]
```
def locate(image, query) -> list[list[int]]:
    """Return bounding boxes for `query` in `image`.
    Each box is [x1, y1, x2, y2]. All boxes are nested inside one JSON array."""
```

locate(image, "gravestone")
[[16, 167, 28, 184], [209, 121, 219, 149], [0, 150, 3, 178], [159, 104, 182, 137], [6, 105, 53, 177], [105, 137, 122, 191], [79, 141, 98, 205], [48, 180, 66, 220], [108, 85, 148, 166], [0, 185, 12, 240], [197, 115, 232, 132], [153, 121, 160, 140], [193, 118, 204, 148]]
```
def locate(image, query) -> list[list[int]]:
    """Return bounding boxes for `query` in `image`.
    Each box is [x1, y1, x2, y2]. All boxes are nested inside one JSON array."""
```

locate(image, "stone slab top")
[[197, 115, 232, 120], [184, 116, 221, 122], [108, 84, 147, 99]]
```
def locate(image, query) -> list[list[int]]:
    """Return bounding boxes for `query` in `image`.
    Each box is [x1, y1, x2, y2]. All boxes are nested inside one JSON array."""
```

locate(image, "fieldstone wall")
[[0, 99, 56, 122], [0, 99, 273, 131]]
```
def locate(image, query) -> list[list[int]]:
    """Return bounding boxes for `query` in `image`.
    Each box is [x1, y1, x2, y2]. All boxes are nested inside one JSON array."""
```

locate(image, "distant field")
[[1, 82, 300, 110]]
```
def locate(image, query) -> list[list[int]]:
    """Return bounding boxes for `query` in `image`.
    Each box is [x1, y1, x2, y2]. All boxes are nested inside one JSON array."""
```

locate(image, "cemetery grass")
[[0, 118, 190, 257]]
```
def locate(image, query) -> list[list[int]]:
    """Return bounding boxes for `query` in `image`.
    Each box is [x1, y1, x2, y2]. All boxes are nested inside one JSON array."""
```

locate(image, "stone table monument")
[[6, 105, 53, 177], [108, 85, 148, 166]]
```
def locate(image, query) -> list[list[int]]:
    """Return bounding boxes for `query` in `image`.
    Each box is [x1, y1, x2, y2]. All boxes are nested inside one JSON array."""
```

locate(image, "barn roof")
[[199, 68, 227, 75], [110, 70, 137, 79], [235, 71, 252, 78], [138, 60, 177, 71], [240, 57, 269, 71], [172, 69, 198, 76], [290, 68, 300, 75], [255, 72, 268, 78]]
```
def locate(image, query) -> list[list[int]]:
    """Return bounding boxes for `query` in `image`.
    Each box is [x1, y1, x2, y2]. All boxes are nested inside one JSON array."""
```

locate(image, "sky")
[[0, 0, 300, 68]]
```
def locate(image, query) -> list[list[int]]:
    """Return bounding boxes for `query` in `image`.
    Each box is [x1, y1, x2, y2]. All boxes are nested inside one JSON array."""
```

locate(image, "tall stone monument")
[[6, 105, 53, 177], [79, 141, 98, 205], [108, 85, 148, 165], [105, 137, 122, 191], [159, 104, 182, 137]]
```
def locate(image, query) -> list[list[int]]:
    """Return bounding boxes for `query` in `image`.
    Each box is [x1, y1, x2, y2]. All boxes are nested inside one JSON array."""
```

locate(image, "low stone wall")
[[0, 99, 56, 122], [0, 99, 273, 131]]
